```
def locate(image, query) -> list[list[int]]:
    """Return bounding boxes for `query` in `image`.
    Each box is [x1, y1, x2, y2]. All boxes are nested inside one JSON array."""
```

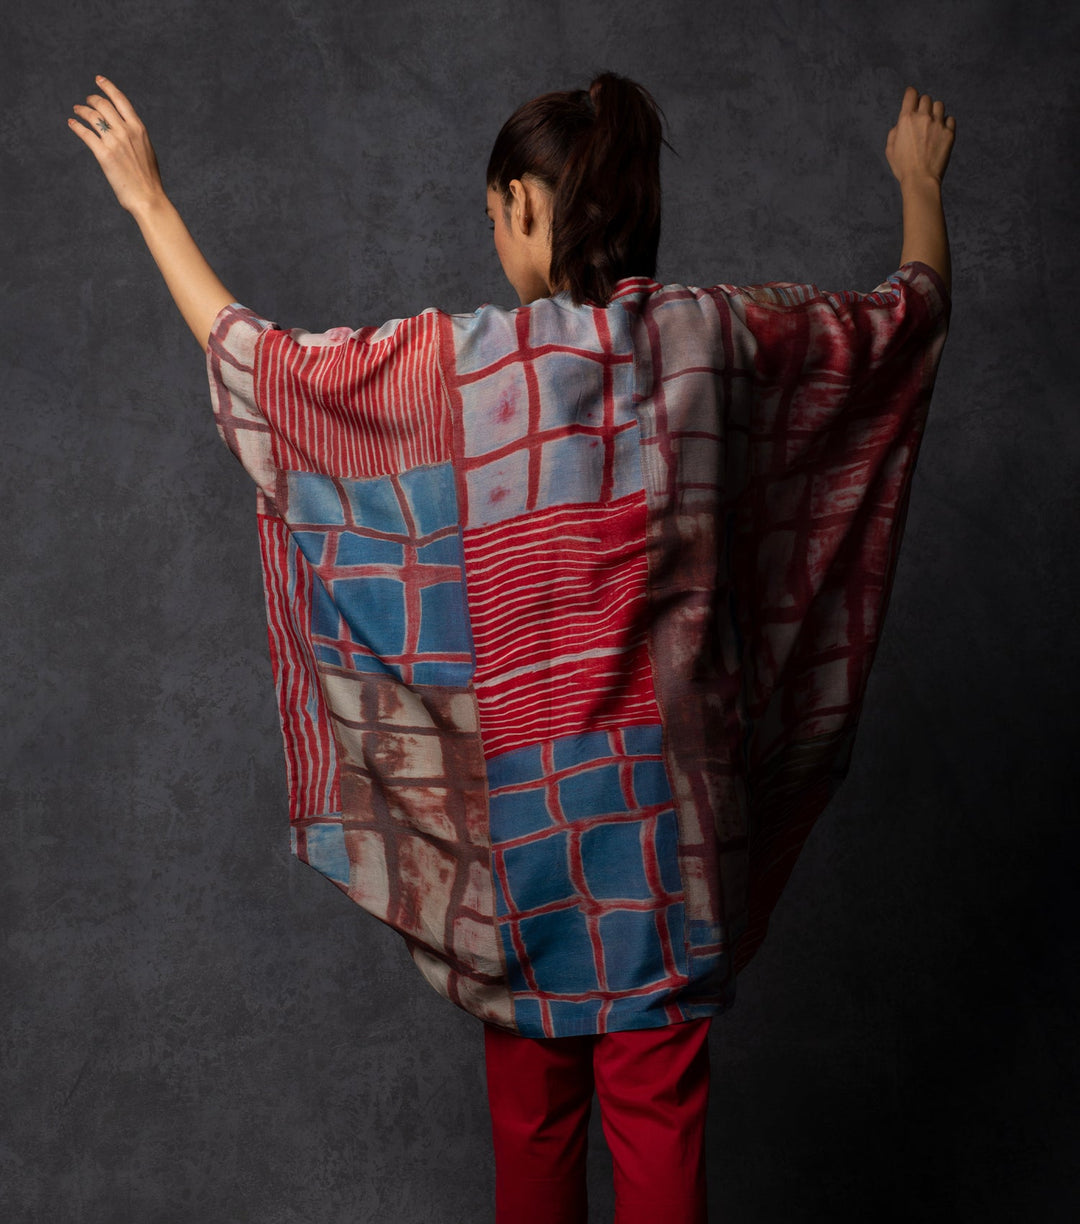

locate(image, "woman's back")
[[206, 256, 949, 1039]]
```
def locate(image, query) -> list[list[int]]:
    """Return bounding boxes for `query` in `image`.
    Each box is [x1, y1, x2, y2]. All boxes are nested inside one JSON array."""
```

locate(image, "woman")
[[69, 70, 954, 1224]]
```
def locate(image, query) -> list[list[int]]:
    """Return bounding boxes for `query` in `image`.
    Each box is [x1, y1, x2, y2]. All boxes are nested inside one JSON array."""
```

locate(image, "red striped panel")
[[256, 510, 340, 822], [255, 311, 448, 478], [462, 494, 662, 757]]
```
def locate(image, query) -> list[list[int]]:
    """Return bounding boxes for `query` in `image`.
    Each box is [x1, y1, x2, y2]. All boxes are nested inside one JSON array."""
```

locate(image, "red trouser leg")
[[483, 1023, 594, 1224], [483, 1016, 712, 1224], [592, 1017, 712, 1224]]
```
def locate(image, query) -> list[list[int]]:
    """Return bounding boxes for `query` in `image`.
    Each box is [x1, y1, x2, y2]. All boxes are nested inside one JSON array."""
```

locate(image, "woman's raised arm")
[[886, 85, 956, 295], [68, 75, 235, 351]]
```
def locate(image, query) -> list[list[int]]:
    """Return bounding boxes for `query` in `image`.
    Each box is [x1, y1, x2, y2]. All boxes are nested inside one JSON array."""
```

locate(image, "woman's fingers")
[[69, 74, 144, 142], [94, 75, 141, 127], [71, 84, 124, 140], [67, 112, 103, 150], [899, 85, 951, 123], [901, 86, 951, 127], [72, 102, 115, 138], [83, 91, 124, 130]]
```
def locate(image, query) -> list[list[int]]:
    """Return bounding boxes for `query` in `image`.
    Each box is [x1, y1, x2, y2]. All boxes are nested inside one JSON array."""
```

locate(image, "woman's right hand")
[[886, 86, 956, 187], [67, 75, 167, 214]]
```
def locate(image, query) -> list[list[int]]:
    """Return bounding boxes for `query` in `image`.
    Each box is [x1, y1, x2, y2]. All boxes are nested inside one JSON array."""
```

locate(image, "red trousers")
[[483, 1016, 711, 1224]]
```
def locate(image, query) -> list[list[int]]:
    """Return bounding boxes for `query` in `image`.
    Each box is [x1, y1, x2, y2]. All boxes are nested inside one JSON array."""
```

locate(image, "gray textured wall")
[[3, 0, 1077, 1220]]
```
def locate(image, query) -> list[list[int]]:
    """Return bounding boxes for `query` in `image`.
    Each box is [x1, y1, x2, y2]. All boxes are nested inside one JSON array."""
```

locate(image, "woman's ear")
[[507, 178, 530, 235]]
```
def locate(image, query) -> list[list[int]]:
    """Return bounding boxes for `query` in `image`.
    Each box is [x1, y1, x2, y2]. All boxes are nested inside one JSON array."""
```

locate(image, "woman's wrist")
[[128, 188, 174, 223], [898, 171, 944, 196]]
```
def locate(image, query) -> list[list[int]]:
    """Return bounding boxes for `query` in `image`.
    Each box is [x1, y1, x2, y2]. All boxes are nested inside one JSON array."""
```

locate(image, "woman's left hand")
[[68, 76, 167, 215]]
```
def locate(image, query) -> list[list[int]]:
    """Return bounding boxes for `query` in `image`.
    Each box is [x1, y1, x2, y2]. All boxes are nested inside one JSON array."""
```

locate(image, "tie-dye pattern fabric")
[[205, 262, 950, 1038]]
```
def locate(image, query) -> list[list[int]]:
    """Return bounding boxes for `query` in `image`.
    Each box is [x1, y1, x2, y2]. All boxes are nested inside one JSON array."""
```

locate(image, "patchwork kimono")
[[205, 261, 951, 1039]]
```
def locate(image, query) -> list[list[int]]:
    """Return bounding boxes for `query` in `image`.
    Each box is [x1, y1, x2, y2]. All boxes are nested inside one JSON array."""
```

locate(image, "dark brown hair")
[[486, 71, 673, 308]]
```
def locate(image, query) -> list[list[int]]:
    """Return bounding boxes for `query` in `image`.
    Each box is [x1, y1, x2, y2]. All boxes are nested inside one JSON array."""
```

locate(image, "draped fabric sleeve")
[[713, 260, 951, 972], [205, 302, 450, 494], [204, 302, 451, 831]]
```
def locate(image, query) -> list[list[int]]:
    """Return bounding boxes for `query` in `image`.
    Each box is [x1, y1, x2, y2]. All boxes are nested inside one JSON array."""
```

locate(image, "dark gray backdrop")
[[3, 0, 1077, 1220]]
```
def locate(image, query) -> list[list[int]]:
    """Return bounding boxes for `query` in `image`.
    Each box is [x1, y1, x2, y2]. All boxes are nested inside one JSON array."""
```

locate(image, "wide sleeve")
[[204, 301, 450, 500], [728, 260, 950, 411], [202, 300, 451, 832], [715, 260, 951, 972]]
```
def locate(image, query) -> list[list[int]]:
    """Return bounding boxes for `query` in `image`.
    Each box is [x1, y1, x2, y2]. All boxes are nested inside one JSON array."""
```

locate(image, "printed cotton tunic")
[[205, 262, 951, 1039]]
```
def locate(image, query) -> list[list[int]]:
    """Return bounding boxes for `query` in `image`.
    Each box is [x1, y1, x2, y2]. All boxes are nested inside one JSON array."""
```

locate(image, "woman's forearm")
[[899, 175, 951, 294], [130, 193, 236, 350]]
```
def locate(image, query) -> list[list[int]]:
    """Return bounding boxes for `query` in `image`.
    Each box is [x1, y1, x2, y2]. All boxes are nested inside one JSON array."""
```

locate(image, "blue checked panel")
[[487, 724, 691, 1037], [283, 463, 475, 687]]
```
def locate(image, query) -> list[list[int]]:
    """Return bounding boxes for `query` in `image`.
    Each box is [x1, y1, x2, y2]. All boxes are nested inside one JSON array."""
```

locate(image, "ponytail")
[[486, 71, 673, 307]]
